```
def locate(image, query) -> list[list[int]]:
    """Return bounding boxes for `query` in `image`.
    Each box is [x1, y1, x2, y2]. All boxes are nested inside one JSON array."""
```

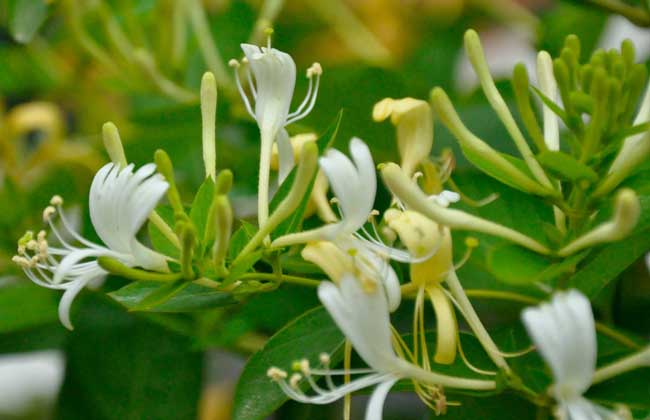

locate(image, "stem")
[[592, 346, 650, 384], [446, 271, 511, 373], [584, 0, 650, 27], [186, 0, 233, 91], [465, 289, 540, 305], [258, 130, 273, 234], [238, 273, 321, 288]]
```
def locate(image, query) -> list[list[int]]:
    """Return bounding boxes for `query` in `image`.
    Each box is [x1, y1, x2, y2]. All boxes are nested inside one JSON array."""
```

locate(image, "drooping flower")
[[13, 163, 169, 329], [521, 290, 618, 419]]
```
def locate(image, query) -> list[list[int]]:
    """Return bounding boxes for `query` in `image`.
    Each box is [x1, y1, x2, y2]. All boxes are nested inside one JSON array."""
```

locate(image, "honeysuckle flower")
[[372, 97, 433, 177], [522, 290, 619, 420], [301, 237, 401, 312], [13, 162, 169, 329], [229, 38, 322, 227], [383, 209, 459, 365], [268, 273, 496, 420], [271, 137, 376, 247]]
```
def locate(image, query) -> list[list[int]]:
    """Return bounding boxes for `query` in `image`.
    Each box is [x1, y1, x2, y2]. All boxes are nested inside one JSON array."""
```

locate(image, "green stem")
[[592, 346, 650, 384], [98, 257, 183, 282], [584, 0, 650, 27], [239, 273, 321, 288]]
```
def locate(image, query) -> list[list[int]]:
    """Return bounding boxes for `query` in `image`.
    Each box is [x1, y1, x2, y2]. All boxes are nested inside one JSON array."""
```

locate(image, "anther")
[[12, 256, 30, 268], [307, 62, 322, 78], [50, 195, 63, 206], [43, 206, 56, 222], [465, 237, 479, 248], [267, 367, 288, 381], [319, 353, 330, 365], [299, 359, 310, 374], [289, 373, 302, 389], [228, 59, 240, 68], [26, 240, 38, 251]]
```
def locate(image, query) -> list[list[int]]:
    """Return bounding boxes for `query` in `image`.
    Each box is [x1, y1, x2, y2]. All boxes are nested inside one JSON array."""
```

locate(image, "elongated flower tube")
[[13, 163, 169, 329], [272, 138, 376, 248], [522, 290, 617, 419], [268, 274, 496, 420], [230, 39, 322, 228], [380, 162, 550, 254], [373, 97, 433, 177]]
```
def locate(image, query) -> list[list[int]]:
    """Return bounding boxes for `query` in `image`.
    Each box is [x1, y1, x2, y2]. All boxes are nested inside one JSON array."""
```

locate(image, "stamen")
[[43, 206, 56, 222], [285, 66, 321, 125], [246, 66, 257, 99], [50, 195, 63, 206], [453, 237, 479, 270], [290, 373, 303, 389], [457, 337, 497, 376], [230, 58, 256, 120], [267, 367, 288, 381]]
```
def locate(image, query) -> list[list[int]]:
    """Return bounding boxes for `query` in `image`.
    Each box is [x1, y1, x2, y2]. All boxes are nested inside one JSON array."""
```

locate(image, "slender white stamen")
[[230, 59, 256, 119]]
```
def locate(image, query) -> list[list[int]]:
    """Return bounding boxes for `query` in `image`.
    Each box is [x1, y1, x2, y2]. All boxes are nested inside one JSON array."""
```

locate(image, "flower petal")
[[58, 275, 95, 330], [364, 378, 399, 420]]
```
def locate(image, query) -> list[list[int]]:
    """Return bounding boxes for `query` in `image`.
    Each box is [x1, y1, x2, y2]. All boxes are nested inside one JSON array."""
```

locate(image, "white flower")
[[522, 290, 619, 419], [269, 274, 495, 419], [230, 41, 322, 226], [272, 137, 376, 246], [13, 163, 169, 329]]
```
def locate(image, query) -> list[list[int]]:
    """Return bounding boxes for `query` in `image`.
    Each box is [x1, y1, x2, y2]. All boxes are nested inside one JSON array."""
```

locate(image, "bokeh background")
[[1, 0, 649, 418]]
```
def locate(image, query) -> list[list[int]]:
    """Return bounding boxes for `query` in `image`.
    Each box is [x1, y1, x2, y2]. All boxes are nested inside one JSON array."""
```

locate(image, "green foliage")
[[7, 0, 50, 44], [109, 281, 235, 312], [232, 306, 345, 420]]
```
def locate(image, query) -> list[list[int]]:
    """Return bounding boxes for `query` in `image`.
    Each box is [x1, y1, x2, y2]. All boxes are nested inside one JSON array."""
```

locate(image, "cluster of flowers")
[[13, 30, 650, 419]]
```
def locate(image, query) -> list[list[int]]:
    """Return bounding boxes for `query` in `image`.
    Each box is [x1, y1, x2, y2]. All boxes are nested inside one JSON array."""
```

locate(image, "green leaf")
[[488, 244, 590, 285], [148, 206, 179, 258], [56, 295, 202, 420], [229, 220, 258, 261], [232, 306, 345, 420], [225, 250, 264, 285], [537, 151, 598, 182], [0, 282, 59, 333], [189, 177, 215, 243], [8, 0, 50, 44], [130, 279, 190, 311], [460, 146, 537, 194], [571, 228, 650, 297], [269, 111, 343, 238], [109, 281, 236, 312]]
